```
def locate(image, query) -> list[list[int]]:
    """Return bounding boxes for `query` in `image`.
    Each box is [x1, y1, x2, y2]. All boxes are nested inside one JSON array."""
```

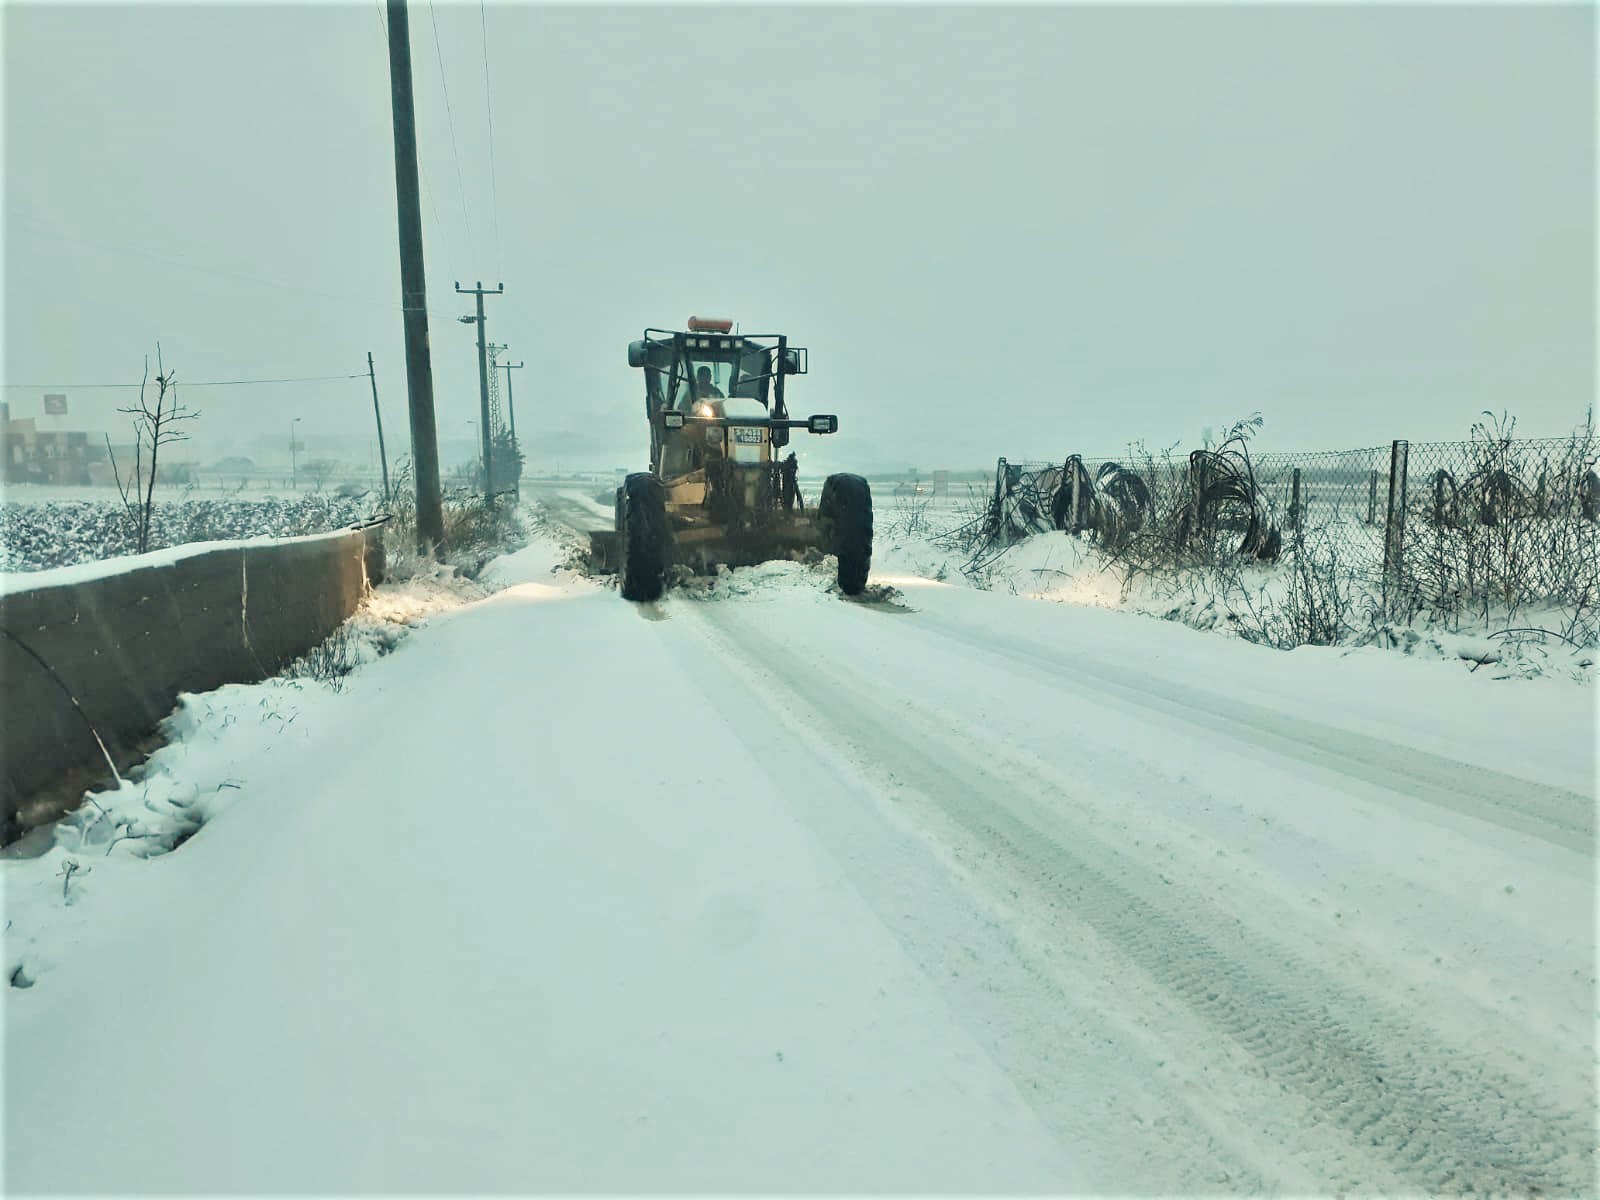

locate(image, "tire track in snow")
[[668, 598, 1356, 1189], [686, 597, 1594, 1195], [652, 602, 1285, 1194], [911, 605, 1594, 856]]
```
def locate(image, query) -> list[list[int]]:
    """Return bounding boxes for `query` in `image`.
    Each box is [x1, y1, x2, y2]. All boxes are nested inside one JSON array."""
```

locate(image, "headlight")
[[696, 403, 715, 418]]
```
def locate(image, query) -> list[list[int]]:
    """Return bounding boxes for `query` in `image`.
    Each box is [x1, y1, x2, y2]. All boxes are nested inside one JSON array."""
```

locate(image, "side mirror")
[[782, 348, 808, 375], [627, 340, 648, 368], [807, 414, 838, 435]]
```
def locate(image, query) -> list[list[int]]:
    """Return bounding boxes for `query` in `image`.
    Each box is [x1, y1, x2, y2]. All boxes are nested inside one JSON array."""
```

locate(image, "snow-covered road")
[[5, 524, 1594, 1193]]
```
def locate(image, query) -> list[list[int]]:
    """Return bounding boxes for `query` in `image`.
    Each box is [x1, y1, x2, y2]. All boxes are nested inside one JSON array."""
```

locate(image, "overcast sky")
[[4, 2, 1593, 475]]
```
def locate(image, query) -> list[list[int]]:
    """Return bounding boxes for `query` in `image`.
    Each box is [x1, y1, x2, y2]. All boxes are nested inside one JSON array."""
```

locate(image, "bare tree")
[[303, 458, 340, 492], [105, 345, 198, 553]]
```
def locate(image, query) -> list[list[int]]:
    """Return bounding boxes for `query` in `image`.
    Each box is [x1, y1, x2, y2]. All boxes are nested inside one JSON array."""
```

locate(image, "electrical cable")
[[479, 0, 502, 261], [3, 375, 367, 390], [428, 0, 474, 238], [17, 219, 409, 315]]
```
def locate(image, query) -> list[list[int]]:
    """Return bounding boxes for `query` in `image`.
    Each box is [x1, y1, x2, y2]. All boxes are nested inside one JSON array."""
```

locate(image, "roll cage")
[[632, 329, 806, 420], [629, 327, 818, 479]]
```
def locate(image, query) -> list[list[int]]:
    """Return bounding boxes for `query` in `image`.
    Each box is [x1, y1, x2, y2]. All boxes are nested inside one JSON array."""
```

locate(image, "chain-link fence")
[[1250, 447, 1390, 584], [972, 431, 1600, 643], [1402, 436, 1600, 632]]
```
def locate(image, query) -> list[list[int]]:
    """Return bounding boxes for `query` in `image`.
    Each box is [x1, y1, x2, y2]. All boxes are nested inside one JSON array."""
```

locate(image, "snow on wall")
[[1, 526, 384, 834]]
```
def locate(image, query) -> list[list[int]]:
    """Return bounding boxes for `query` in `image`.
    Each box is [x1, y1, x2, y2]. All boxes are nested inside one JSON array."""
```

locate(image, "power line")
[[2, 374, 367, 390], [19, 217, 465, 323], [19, 218, 410, 315], [428, 0, 473, 239], [479, 0, 502, 261], [374, 0, 441, 234]]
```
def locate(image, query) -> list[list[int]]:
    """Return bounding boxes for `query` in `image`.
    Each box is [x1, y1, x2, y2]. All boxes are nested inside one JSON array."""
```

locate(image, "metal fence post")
[[989, 457, 1007, 534], [1188, 451, 1208, 545], [1382, 440, 1409, 611], [1065, 456, 1085, 534], [1367, 469, 1378, 525], [1290, 467, 1302, 539]]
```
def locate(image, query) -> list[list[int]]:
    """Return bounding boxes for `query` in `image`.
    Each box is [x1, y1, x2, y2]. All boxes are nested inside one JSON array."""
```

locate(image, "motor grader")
[[591, 317, 873, 601]]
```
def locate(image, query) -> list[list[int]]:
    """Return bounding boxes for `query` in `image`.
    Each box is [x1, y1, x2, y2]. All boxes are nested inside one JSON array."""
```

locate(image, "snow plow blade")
[[590, 516, 825, 577], [668, 515, 824, 573]]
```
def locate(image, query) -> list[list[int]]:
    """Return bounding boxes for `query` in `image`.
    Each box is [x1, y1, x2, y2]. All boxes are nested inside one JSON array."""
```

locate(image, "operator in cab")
[[694, 366, 725, 402], [693, 365, 727, 462]]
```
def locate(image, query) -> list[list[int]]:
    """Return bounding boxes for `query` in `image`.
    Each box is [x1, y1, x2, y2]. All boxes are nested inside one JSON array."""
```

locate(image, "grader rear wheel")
[[819, 473, 873, 596]]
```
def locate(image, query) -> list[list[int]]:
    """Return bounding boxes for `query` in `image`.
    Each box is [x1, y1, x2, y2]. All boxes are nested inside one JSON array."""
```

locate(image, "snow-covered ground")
[[874, 492, 1600, 682], [3, 502, 1594, 1193], [0, 490, 381, 573]]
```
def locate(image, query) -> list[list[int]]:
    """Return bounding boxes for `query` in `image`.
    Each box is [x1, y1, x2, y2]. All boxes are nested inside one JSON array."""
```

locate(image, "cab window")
[[731, 347, 772, 405]]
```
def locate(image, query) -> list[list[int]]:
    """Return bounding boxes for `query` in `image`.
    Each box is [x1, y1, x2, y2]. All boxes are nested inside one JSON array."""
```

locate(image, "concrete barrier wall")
[[1, 527, 384, 833]]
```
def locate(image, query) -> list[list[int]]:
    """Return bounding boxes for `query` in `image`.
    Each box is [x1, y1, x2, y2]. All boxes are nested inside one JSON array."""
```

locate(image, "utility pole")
[[367, 352, 392, 506], [290, 416, 302, 489], [456, 280, 503, 505], [498, 357, 524, 498], [385, 0, 445, 554], [497, 357, 523, 440]]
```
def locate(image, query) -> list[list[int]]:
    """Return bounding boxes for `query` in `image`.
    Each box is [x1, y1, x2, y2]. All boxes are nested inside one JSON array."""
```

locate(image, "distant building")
[[0, 400, 116, 486]]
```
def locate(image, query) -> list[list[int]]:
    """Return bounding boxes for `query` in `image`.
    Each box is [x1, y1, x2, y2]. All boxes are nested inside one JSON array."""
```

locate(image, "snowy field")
[[3, 500, 1595, 1193], [0, 485, 382, 573]]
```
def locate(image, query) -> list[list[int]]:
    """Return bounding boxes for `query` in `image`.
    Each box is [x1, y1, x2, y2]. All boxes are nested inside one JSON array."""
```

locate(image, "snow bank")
[[873, 494, 1598, 682]]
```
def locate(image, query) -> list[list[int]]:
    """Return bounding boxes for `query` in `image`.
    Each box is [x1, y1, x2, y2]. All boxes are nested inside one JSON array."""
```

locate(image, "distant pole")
[[367, 352, 393, 505], [290, 416, 302, 489], [475, 289, 489, 497], [499, 357, 524, 497], [386, 0, 445, 554], [455, 280, 504, 505], [499, 359, 523, 440]]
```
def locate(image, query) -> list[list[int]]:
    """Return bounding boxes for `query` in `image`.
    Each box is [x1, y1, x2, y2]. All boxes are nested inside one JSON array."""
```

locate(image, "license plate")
[[733, 427, 764, 445]]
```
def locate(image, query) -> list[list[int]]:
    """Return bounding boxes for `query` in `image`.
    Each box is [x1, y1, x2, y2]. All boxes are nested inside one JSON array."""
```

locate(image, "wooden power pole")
[[385, 0, 445, 554], [455, 280, 503, 505]]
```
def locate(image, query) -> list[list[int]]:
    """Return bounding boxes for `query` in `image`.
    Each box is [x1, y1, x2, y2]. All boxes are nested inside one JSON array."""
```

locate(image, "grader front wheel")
[[619, 472, 668, 601]]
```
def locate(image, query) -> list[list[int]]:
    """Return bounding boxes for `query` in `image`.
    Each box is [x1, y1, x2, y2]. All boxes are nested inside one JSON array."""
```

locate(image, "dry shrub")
[[382, 458, 527, 580]]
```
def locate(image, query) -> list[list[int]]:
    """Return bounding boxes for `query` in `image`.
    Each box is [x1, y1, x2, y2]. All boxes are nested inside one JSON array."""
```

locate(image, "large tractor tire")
[[819, 473, 873, 596], [619, 472, 668, 601]]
